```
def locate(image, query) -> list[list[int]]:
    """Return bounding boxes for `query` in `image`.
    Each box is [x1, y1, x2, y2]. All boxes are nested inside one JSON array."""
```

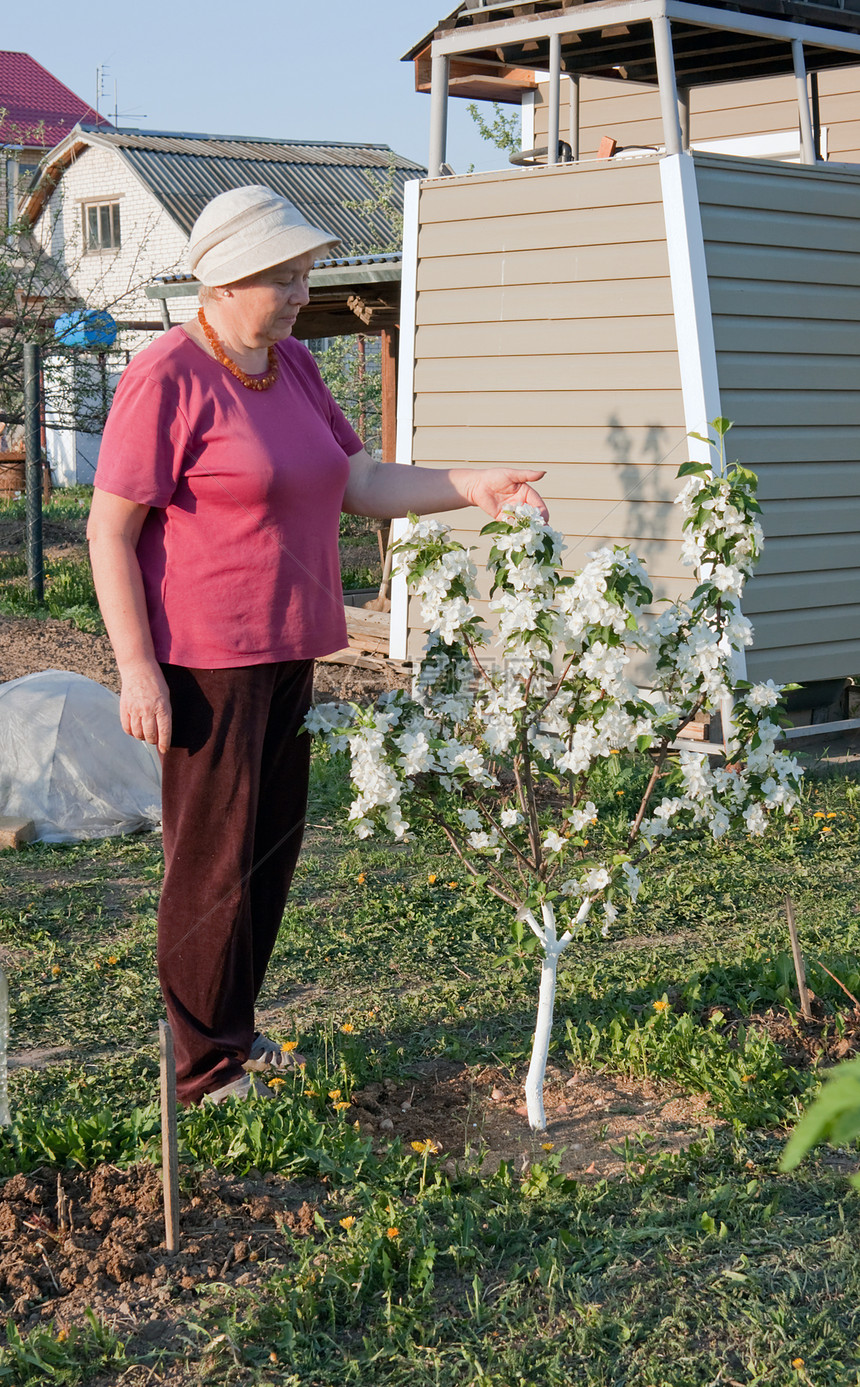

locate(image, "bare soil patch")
[[1, 1163, 322, 1348], [351, 1059, 720, 1179]]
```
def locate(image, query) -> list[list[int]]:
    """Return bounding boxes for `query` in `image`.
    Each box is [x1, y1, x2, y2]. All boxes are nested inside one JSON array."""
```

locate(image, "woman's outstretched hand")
[[465, 468, 549, 522]]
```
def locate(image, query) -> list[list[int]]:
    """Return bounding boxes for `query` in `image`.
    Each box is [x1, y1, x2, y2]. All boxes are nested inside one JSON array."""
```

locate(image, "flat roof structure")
[[411, 0, 860, 171]]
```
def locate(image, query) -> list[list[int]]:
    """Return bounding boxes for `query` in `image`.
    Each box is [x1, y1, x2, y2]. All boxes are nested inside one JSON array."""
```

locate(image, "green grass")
[[2, 751, 860, 1382]]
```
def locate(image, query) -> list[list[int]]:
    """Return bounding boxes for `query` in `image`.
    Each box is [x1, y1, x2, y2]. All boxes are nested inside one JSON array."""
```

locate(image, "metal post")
[[23, 343, 43, 602], [569, 74, 581, 161], [0, 968, 9, 1127], [158, 298, 172, 331], [792, 40, 816, 164], [428, 53, 450, 177], [652, 16, 683, 157], [810, 71, 822, 161], [547, 33, 561, 165], [678, 86, 691, 150]]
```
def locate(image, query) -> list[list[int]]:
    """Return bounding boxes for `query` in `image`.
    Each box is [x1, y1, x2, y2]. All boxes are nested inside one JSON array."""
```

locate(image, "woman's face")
[[221, 252, 315, 347]]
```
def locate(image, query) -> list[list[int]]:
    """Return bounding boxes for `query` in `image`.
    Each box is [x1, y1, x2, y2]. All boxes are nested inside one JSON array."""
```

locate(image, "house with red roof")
[[0, 51, 108, 223]]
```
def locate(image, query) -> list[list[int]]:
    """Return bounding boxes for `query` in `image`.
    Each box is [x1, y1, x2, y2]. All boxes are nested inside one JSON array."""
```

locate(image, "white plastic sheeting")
[[0, 670, 161, 843]]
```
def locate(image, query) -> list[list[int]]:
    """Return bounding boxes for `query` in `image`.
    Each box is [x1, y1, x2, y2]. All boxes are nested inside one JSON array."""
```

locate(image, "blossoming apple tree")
[[308, 424, 802, 1130]]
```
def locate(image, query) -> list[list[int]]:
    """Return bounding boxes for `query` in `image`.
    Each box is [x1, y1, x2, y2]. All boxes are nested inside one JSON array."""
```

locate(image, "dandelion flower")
[[821, 826, 832, 834], [652, 999, 669, 1013], [108, 956, 117, 965], [448, 881, 458, 889], [411, 1139, 440, 1155], [742, 1074, 754, 1082], [282, 1040, 299, 1052], [357, 872, 366, 884], [386, 1226, 399, 1239], [813, 811, 825, 819], [541, 1142, 554, 1152], [328, 1088, 342, 1100], [340, 1023, 355, 1034], [269, 1077, 286, 1088], [270, 1352, 278, 1363], [827, 812, 837, 819], [428, 873, 437, 884], [339, 1216, 356, 1230], [792, 1360, 804, 1370], [56, 1329, 68, 1343], [334, 1100, 351, 1112], [51, 964, 61, 976]]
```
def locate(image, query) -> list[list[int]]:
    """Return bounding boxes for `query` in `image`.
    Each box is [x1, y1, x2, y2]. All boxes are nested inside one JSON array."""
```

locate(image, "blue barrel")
[[53, 309, 118, 348]]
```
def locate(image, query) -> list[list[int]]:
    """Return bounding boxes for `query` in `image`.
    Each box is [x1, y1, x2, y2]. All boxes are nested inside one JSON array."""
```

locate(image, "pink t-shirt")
[[95, 327, 363, 668]]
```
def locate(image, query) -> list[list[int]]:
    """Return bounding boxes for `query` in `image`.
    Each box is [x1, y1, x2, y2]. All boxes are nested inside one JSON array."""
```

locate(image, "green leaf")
[[711, 417, 733, 437], [677, 460, 711, 477], [780, 1056, 860, 1171]]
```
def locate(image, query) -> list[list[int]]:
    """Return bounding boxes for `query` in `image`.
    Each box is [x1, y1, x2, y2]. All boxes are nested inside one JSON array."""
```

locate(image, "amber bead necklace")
[[197, 307, 279, 391]]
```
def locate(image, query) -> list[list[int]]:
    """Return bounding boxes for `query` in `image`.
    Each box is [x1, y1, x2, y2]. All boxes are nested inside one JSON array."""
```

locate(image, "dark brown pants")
[[157, 660, 314, 1105]]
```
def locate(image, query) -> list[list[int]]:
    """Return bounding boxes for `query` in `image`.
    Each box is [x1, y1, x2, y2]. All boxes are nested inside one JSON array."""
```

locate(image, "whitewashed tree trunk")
[[522, 900, 589, 1132]]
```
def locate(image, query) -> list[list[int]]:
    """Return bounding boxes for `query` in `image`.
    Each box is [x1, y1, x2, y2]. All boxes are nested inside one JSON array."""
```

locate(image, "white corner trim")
[[659, 151, 748, 683], [659, 153, 721, 467], [388, 176, 421, 662], [521, 91, 535, 151]]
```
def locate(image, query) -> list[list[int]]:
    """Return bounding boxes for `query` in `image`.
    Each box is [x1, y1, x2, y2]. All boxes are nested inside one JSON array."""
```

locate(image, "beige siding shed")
[[394, 149, 860, 689]]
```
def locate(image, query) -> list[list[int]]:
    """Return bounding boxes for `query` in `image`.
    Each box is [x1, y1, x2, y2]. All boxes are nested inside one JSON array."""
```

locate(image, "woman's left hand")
[[465, 467, 549, 521]]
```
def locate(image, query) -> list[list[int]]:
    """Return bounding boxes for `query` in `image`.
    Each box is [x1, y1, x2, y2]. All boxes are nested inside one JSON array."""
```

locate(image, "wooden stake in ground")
[[785, 896, 813, 1022], [159, 1019, 180, 1252]]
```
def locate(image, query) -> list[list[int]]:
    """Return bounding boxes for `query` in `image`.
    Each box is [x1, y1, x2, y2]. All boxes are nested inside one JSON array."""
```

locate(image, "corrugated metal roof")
[[78, 128, 423, 253]]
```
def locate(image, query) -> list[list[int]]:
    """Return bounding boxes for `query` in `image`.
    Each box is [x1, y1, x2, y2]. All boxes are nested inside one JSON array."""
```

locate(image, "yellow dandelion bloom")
[[448, 881, 458, 889], [282, 1040, 299, 1052], [51, 964, 61, 976], [93, 962, 101, 970], [334, 1100, 351, 1111], [652, 999, 669, 1013], [609, 749, 621, 755], [56, 1328, 68, 1343], [792, 1360, 804, 1370], [821, 826, 832, 833], [616, 790, 624, 796], [742, 1074, 755, 1082], [269, 1077, 286, 1087], [340, 1216, 356, 1230], [357, 872, 366, 884], [827, 812, 838, 818], [305, 1087, 319, 1097], [813, 811, 825, 819], [270, 1351, 278, 1363], [340, 1022, 355, 1034], [328, 1089, 342, 1101], [541, 1142, 554, 1152], [411, 1139, 440, 1155], [428, 873, 437, 884], [108, 956, 117, 965], [386, 1226, 399, 1239]]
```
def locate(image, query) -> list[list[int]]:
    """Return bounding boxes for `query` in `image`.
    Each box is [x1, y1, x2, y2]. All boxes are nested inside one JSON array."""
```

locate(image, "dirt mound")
[[0, 1163, 321, 1345]]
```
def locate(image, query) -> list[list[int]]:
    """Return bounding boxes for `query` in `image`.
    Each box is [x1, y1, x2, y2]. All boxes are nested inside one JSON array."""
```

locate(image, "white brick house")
[[21, 125, 423, 481]]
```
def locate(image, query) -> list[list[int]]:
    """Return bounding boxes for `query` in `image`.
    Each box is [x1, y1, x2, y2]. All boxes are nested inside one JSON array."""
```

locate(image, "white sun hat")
[[187, 184, 339, 286]]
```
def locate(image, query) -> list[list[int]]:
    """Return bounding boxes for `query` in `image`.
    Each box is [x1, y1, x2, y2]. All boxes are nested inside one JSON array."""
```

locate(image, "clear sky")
[[3, 1, 517, 174]]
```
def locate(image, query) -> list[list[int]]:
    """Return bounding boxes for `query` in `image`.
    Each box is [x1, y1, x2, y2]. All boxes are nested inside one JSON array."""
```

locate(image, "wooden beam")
[[381, 326, 398, 464]]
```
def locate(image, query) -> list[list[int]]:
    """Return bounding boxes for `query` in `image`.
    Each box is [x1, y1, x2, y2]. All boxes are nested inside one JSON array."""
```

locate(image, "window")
[[83, 200, 121, 252]]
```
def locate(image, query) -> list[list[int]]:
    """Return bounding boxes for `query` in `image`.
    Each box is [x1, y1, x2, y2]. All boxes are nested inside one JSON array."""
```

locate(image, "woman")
[[88, 184, 547, 1105]]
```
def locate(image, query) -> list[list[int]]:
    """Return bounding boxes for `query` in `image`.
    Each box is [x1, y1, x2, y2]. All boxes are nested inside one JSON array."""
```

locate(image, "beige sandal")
[[243, 1033, 306, 1073]]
